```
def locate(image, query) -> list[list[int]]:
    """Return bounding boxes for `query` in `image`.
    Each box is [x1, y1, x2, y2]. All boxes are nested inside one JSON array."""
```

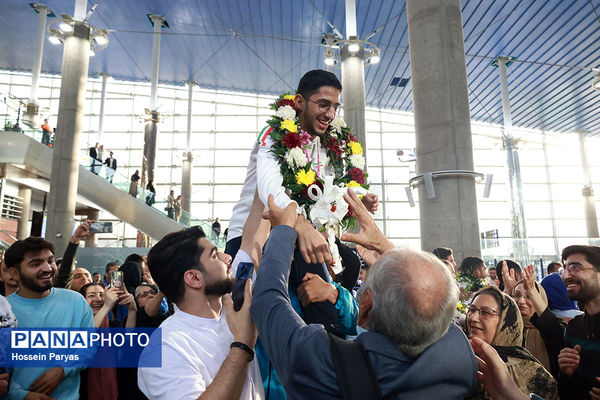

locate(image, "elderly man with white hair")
[[251, 190, 477, 399]]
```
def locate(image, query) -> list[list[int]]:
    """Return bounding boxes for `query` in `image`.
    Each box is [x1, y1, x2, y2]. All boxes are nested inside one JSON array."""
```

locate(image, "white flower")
[[276, 105, 297, 121], [349, 154, 365, 169], [329, 116, 346, 134], [285, 147, 308, 168]]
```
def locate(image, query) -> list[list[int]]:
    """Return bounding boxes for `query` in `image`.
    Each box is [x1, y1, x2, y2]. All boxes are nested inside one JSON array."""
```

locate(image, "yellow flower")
[[346, 180, 361, 188], [296, 169, 316, 186], [283, 94, 296, 100], [281, 119, 298, 133], [348, 141, 363, 155]]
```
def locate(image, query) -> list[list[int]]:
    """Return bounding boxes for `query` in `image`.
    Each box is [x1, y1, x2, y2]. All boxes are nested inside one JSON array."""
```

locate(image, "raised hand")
[[361, 192, 379, 214], [340, 189, 393, 255]]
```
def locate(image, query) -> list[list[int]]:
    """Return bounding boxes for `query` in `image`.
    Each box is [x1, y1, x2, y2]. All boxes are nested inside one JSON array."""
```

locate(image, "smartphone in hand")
[[90, 221, 113, 234], [110, 270, 124, 290], [232, 262, 253, 311]]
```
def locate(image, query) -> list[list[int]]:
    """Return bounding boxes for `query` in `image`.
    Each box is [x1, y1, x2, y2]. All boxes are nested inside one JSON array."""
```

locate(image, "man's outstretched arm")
[[251, 197, 324, 384]]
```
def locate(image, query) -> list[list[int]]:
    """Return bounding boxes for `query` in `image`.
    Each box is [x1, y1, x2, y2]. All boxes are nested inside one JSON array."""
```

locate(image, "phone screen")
[[90, 222, 113, 234], [110, 270, 123, 289], [232, 262, 253, 311]]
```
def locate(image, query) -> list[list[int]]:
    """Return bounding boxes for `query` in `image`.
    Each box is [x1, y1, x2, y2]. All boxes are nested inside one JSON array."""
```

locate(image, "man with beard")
[[4, 236, 94, 400], [522, 245, 600, 399], [137, 226, 263, 399]]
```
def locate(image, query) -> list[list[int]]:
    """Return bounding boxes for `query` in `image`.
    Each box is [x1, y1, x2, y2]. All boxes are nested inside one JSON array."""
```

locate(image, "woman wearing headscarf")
[[512, 279, 559, 377], [465, 286, 557, 399]]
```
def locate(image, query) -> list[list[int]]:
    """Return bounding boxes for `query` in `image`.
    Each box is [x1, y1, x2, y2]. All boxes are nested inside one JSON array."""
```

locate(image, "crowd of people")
[[0, 69, 598, 400]]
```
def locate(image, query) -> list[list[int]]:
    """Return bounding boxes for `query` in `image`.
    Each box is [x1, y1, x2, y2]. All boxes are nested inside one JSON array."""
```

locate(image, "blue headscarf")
[[540, 272, 579, 311]]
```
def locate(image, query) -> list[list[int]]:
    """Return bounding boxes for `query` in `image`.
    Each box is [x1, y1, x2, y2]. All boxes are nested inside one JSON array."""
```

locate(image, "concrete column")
[[45, 20, 90, 256], [406, 0, 481, 260], [142, 15, 165, 186], [84, 209, 99, 247], [97, 73, 108, 143], [29, 4, 48, 106], [341, 0, 367, 165], [341, 48, 367, 166], [142, 112, 159, 185], [25, 4, 51, 126], [496, 57, 528, 264], [180, 81, 194, 225], [16, 187, 32, 240], [579, 132, 599, 240]]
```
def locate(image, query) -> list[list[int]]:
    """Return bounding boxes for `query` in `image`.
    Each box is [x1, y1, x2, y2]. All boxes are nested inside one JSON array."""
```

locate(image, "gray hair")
[[360, 248, 458, 358]]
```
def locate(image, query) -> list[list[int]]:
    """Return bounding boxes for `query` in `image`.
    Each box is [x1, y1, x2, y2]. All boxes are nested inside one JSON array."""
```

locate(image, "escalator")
[[0, 131, 221, 243]]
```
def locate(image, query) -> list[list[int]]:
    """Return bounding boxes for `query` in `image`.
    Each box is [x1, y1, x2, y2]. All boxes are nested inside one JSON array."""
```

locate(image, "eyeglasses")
[[467, 306, 499, 319], [512, 292, 530, 301], [137, 290, 157, 299], [564, 263, 597, 274], [309, 99, 342, 113]]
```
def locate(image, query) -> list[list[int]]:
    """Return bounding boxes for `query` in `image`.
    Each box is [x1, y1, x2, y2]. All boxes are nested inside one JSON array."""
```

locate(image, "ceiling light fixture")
[[48, 35, 62, 45], [59, 21, 73, 33], [320, 33, 380, 68], [47, 16, 109, 57], [592, 73, 600, 91]]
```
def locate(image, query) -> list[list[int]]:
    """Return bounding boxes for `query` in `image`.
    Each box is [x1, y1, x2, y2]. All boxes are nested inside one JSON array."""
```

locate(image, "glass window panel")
[[518, 150, 546, 167], [554, 219, 587, 237], [478, 201, 510, 219], [520, 167, 549, 183], [551, 184, 585, 201], [191, 168, 213, 184], [190, 202, 212, 218], [478, 219, 512, 238], [527, 238, 557, 256], [548, 167, 584, 184], [384, 201, 420, 220], [215, 116, 258, 132], [522, 202, 552, 219], [213, 202, 237, 219], [190, 132, 215, 149], [387, 220, 420, 238], [215, 132, 258, 149], [553, 202, 584, 219], [214, 150, 255, 166], [214, 184, 244, 199], [526, 219, 554, 237], [521, 184, 550, 201], [214, 167, 250, 184], [191, 185, 212, 199]]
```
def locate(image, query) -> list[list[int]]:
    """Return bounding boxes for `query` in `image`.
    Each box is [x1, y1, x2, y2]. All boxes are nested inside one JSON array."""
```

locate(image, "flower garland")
[[265, 92, 369, 228]]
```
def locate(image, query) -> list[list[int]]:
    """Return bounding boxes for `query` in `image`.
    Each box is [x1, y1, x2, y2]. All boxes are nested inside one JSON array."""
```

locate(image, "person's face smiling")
[[297, 86, 341, 137]]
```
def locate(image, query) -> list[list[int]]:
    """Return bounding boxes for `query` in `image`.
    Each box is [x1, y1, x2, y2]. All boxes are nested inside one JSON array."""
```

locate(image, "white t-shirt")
[[138, 307, 264, 400]]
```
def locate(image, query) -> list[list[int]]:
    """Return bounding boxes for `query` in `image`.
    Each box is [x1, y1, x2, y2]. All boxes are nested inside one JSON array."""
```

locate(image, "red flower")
[[347, 133, 358, 142], [326, 137, 343, 157], [348, 167, 365, 184], [282, 132, 302, 149], [277, 98, 296, 110]]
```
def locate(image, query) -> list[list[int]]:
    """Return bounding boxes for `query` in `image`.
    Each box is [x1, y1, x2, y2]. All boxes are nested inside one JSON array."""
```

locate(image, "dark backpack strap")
[[328, 333, 383, 400]]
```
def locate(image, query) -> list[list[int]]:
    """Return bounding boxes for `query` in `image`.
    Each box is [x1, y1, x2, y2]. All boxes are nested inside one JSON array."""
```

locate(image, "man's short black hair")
[[432, 247, 453, 260], [105, 261, 119, 273], [547, 262, 562, 274], [297, 70, 342, 100], [562, 245, 600, 272], [495, 259, 522, 291], [124, 253, 144, 265], [146, 226, 207, 304], [460, 256, 485, 276], [4, 237, 55, 271]]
